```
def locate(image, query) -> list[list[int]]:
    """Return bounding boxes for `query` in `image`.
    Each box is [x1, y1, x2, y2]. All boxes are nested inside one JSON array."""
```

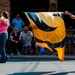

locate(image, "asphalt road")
[[0, 59, 75, 75]]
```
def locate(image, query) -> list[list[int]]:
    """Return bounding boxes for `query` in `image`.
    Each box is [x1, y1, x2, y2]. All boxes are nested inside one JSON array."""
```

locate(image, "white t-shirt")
[[20, 30, 33, 39], [20, 31, 26, 40]]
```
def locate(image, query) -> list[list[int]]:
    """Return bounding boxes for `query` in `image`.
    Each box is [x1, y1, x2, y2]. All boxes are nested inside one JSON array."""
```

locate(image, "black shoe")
[[0, 59, 7, 63], [0, 56, 9, 63], [6, 56, 9, 61]]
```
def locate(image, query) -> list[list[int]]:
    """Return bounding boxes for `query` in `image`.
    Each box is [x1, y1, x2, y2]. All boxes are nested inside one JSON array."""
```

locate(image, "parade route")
[[0, 59, 75, 75]]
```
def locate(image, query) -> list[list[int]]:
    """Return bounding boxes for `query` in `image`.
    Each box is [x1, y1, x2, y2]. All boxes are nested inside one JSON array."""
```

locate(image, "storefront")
[[0, 0, 58, 19]]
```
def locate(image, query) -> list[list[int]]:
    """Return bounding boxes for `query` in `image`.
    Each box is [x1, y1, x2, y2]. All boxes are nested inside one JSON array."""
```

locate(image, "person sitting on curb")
[[10, 27, 23, 55]]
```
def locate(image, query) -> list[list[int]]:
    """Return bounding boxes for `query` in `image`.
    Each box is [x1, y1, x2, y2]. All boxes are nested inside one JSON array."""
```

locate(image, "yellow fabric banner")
[[25, 12, 66, 61]]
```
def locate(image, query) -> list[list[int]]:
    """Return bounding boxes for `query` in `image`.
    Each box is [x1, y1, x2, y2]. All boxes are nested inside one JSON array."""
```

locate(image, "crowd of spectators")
[[5, 13, 45, 55]]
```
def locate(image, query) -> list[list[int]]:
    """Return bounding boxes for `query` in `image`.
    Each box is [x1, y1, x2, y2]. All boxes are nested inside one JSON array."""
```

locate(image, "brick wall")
[[0, 0, 10, 14], [0, 0, 58, 14]]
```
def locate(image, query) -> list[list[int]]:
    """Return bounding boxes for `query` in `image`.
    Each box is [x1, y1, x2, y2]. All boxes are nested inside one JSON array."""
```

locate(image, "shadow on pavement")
[[50, 71, 75, 75], [7, 59, 74, 62], [8, 71, 75, 75], [7, 59, 59, 62], [8, 71, 55, 75]]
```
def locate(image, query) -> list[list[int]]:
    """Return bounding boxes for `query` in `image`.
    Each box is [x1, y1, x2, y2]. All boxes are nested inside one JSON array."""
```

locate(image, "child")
[[24, 31, 32, 54]]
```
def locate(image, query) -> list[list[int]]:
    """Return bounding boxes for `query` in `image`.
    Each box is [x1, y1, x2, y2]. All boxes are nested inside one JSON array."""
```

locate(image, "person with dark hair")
[[12, 14, 25, 32], [0, 11, 10, 63]]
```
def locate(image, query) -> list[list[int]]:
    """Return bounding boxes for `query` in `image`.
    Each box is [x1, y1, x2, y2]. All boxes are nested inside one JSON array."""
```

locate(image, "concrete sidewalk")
[[7, 55, 75, 61]]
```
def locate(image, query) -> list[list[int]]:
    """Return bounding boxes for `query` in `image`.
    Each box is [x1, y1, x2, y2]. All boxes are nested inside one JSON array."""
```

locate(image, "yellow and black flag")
[[25, 12, 66, 61]]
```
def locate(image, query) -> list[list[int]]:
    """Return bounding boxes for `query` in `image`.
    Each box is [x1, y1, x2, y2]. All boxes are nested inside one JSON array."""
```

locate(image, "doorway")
[[10, 0, 49, 19]]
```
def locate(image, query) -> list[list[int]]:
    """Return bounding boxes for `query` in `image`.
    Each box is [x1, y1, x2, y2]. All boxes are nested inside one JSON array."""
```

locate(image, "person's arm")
[[73, 40, 75, 44], [19, 32, 25, 42], [10, 35, 16, 43], [64, 11, 75, 20], [12, 19, 15, 27], [7, 19, 10, 27], [21, 19, 25, 26], [30, 36, 32, 42], [0, 18, 10, 27], [10, 33, 18, 43], [69, 13, 75, 19]]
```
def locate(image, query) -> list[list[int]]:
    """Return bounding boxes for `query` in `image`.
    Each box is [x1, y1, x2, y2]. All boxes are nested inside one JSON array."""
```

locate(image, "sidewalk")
[[7, 55, 75, 61]]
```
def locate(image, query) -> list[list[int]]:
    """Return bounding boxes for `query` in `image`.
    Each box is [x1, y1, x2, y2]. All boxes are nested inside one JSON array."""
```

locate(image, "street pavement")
[[0, 60, 75, 75], [0, 55, 75, 75]]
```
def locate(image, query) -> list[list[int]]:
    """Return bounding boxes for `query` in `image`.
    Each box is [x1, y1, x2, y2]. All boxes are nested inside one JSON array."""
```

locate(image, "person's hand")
[[64, 11, 69, 15], [15, 41, 18, 43]]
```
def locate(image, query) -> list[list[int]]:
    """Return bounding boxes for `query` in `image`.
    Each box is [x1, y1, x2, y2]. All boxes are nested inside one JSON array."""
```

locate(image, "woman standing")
[[0, 11, 10, 63]]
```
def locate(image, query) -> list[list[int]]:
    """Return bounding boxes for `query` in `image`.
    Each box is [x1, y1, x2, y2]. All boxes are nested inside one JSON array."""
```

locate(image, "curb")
[[7, 55, 75, 61]]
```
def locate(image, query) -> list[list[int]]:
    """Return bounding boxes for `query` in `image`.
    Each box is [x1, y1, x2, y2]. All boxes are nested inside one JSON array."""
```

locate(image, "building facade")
[[0, 0, 11, 14], [0, 0, 58, 17], [0, 0, 75, 55]]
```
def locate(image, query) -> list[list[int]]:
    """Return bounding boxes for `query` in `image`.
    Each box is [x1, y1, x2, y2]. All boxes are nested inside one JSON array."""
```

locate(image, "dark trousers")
[[10, 40, 23, 55], [0, 33, 8, 60]]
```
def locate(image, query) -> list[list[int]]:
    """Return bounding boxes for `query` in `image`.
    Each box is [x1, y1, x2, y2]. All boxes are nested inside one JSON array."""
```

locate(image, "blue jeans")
[[0, 33, 8, 60]]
